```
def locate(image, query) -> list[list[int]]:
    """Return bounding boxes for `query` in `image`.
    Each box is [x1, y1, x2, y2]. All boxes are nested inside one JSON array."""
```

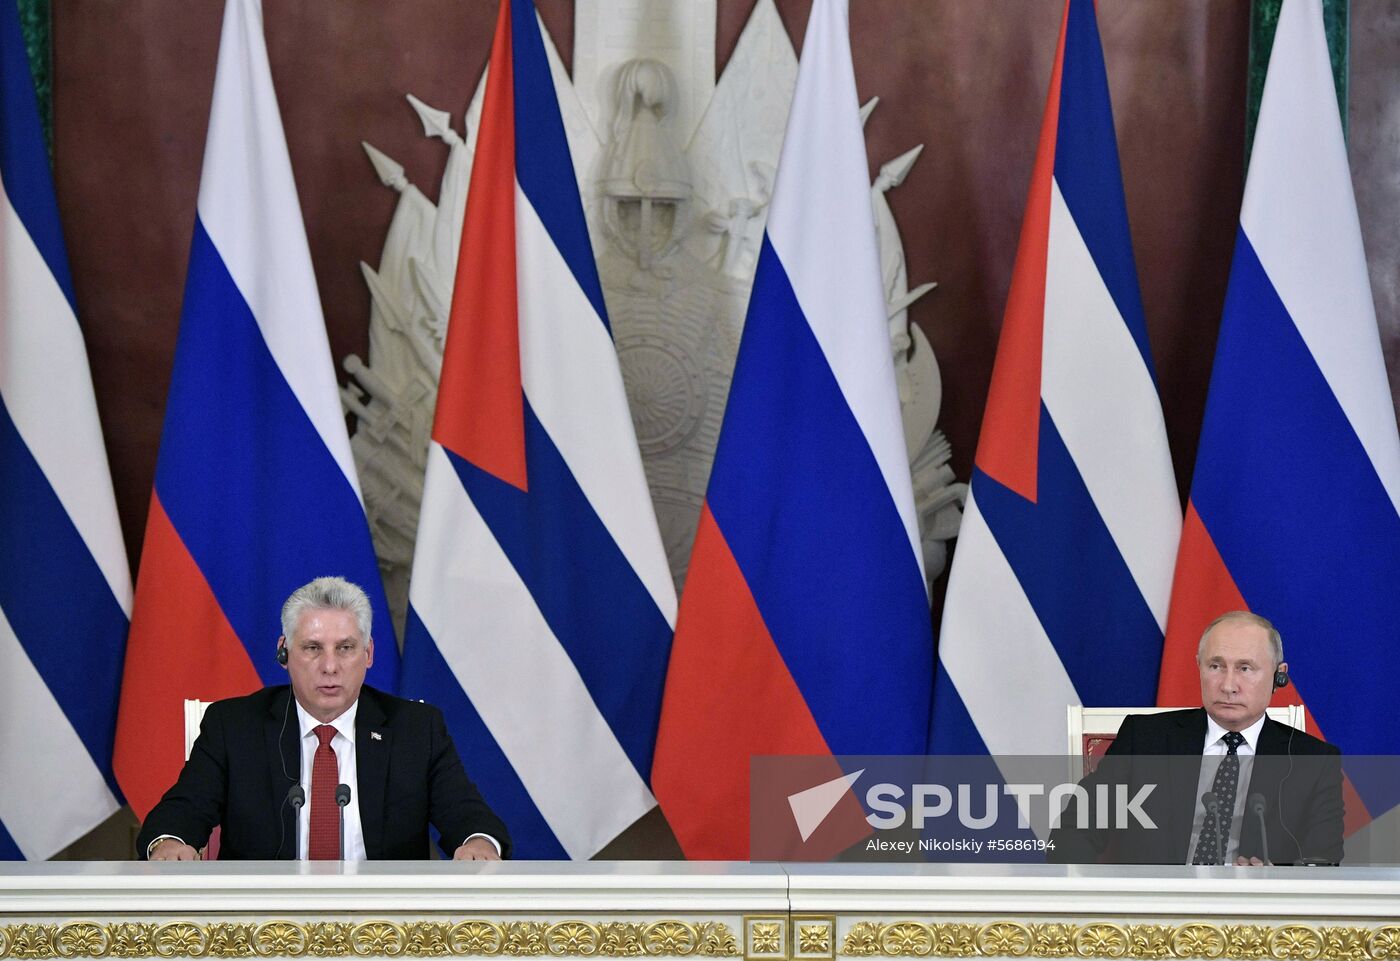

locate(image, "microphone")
[[335, 784, 351, 861], [1248, 793, 1270, 866], [287, 785, 306, 861], [1200, 792, 1223, 865]]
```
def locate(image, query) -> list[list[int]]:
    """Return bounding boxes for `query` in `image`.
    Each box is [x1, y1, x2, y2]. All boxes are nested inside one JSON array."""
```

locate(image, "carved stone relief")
[[344, 1, 965, 635]]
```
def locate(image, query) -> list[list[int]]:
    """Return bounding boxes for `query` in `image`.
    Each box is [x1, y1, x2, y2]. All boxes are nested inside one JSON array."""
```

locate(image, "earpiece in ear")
[[1273, 668, 1289, 690], [276, 644, 289, 666]]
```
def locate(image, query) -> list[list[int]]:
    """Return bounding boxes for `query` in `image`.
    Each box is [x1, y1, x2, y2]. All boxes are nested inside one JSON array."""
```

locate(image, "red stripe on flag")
[[972, 2, 1071, 502], [652, 506, 832, 859], [113, 493, 262, 820], [431, 0, 527, 491], [1157, 502, 1246, 706]]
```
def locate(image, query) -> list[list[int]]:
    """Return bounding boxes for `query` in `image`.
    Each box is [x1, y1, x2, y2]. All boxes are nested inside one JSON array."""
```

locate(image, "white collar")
[[1205, 710, 1266, 752], [295, 697, 358, 743]]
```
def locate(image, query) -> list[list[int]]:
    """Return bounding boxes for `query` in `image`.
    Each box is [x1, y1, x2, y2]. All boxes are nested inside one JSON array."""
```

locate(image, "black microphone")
[[1200, 792, 1223, 865], [1248, 793, 1270, 866], [289, 784, 306, 810], [335, 784, 351, 861]]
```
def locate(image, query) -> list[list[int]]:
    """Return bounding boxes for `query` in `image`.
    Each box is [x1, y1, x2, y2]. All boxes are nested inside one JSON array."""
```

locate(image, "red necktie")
[[308, 724, 340, 860]]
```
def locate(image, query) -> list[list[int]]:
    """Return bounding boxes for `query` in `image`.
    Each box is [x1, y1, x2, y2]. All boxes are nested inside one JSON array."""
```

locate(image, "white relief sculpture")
[[346, 1, 965, 630]]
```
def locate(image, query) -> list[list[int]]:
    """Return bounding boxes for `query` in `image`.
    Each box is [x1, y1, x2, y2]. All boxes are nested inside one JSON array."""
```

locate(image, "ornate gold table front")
[[2, 863, 1397, 961]]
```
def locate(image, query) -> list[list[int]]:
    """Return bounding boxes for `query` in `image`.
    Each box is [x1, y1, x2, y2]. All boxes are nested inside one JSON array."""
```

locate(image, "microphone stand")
[[335, 784, 352, 861]]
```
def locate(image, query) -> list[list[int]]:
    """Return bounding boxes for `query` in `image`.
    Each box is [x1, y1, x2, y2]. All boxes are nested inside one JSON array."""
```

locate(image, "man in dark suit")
[[1049, 611, 1342, 866], [139, 577, 509, 861]]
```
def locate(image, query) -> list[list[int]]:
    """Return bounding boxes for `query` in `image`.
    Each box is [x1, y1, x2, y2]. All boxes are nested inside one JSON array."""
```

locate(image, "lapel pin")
[[370, 731, 382, 741]]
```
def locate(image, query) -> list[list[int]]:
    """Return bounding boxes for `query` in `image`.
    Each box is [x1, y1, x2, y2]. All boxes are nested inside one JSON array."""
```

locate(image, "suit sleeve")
[[1047, 715, 1139, 864], [135, 705, 229, 858], [424, 706, 512, 859], [1294, 744, 1344, 865]]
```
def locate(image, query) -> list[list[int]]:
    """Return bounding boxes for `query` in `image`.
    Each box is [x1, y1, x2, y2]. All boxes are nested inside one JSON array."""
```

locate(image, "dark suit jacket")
[[137, 685, 510, 860], [1048, 708, 1342, 865]]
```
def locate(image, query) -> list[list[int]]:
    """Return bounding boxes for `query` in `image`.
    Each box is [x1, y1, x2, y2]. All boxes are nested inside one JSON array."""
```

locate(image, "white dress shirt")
[[295, 700, 367, 861], [1186, 713, 1266, 863]]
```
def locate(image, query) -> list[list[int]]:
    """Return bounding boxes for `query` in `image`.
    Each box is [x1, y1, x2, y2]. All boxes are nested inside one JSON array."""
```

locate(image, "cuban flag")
[[930, 0, 1180, 756], [650, 0, 933, 860], [1158, 0, 1400, 771], [113, 0, 397, 820], [0, 0, 131, 859], [400, 0, 677, 860]]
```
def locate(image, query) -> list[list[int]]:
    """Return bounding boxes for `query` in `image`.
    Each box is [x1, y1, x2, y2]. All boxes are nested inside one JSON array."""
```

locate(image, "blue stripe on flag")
[[1051, 0, 1154, 381], [0, 398, 126, 795], [0, 817, 20, 860], [970, 407, 1163, 705], [706, 236, 932, 756], [1192, 229, 1400, 760], [153, 218, 399, 681], [402, 606, 568, 859], [0, 0, 76, 311], [929, 661, 992, 754], [509, 0, 609, 329], [443, 404, 673, 780]]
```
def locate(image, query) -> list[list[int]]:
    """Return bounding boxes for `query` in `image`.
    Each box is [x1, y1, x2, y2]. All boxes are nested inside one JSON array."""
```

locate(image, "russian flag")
[[400, 0, 677, 860], [650, 0, 934, 860], [931, 0, 1180, 756], [1159, 0, 1400, 780], [0, 0, 131, 859], [113, 0, 398, 820]]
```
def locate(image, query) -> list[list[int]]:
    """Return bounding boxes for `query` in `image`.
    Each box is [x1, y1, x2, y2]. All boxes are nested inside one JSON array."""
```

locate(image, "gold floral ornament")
[[58, 925, 109, 959], [841, 924, 882, 957], [1317, 929, 1368, 961], [8, 925, 56, 960], [1171, 925, 1227, 959], [206, 925, 256, 959], [645, 924, 696, 957], [1031, 926, 1076, 959], [694, 924, 737, 957], [305, 923, 351, 958], [799, 927, 832, 956], [254, 922, 306, 957], [351, 923, 404, 958], [596, 923, 645, 957], [879, 924, 931, 957], [977, 923, 1031, 958], [153, 925, 205, 959], [502, 923, 548, 956], [1125, 925, 1173, 960], [109, 925, 156, 959], [401, 921, 451, 957], [450, 922, 503, 956], [1074, 925, 1128, 959], [750, 925, 782, 957], [1224, 927, 1272, 961], [1367, 930, 1400, 961], [1270, 928, 1324, 961], [932, 923, 980, 958], [547, 924, 598, 957]]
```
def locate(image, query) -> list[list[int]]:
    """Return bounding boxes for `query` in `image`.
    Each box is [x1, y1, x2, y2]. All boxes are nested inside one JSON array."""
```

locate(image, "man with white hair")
[[1049, 611, 1343, 865], [139, 576, 509, 861]]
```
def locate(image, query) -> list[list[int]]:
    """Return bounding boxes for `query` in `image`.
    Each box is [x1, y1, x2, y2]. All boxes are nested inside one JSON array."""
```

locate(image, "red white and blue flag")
[[0, 0, 131, 858], [650, 0, 934, 859], [113, 0, 397, 820], [931, 0, 1180, 756], [400, 0, 677, 860], [1159, 0, 1400, 776]]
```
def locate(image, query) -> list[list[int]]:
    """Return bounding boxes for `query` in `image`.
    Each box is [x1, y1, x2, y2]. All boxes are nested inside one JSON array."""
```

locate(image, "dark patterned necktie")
[[1192, 731, 1245, 865]]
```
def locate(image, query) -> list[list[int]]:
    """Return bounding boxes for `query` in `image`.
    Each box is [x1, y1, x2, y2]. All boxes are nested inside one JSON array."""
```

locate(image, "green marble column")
[[16, 0, 51, 149], [1247, 0, 1348, 159]]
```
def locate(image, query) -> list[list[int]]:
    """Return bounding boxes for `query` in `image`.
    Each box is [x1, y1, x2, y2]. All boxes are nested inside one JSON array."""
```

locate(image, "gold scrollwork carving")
[[0, 921, 732, 961], [834, 924, 1400, 961]]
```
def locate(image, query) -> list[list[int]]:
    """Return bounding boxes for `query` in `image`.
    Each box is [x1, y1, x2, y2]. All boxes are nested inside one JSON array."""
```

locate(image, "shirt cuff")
[[146, 835, 185, 859], [461, 833, 502, 857]]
